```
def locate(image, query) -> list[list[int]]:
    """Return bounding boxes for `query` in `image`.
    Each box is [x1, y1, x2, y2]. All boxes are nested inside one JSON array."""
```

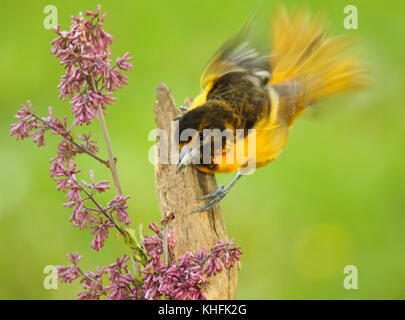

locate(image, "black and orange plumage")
[[176, 6, 366, 212]]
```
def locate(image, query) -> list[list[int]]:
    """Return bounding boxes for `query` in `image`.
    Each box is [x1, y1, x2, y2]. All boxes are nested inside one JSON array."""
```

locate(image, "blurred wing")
[[199, 8, 270, 90]]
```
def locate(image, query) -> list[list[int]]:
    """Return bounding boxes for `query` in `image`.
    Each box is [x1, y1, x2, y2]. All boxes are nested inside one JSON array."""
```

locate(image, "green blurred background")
[[0, 0, 404, 299]]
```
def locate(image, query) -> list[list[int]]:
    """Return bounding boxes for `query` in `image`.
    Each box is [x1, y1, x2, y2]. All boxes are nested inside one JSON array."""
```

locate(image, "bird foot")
[[191, 184, 226, 213]]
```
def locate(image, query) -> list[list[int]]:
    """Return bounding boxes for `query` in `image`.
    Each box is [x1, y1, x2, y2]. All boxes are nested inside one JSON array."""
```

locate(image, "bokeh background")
[[1, 0, 404, 299]]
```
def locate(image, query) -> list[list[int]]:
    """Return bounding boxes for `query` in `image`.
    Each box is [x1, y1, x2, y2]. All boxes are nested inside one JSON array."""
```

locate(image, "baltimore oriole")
[[176, 7, 366, 212]]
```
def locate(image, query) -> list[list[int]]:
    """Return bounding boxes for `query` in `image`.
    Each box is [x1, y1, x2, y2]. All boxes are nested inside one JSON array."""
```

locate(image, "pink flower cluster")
[[11, 5, 242, 300], [57, 252, 138, 300], [10, 101, 131, 252], [51, 4, 132, 125], [141, 223, 241, 300], [10, 101, 68, 147], [57, 223, 242, 300], [54, 161, 131, 251], [10, 5, 132, 252]]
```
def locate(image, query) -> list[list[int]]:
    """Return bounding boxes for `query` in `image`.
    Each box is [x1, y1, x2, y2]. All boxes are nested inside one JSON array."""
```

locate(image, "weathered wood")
[[153, 82, 238, 300]]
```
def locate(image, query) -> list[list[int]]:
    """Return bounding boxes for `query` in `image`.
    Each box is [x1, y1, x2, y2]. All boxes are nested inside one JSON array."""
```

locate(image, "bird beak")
[[177, 145, 190, 173]]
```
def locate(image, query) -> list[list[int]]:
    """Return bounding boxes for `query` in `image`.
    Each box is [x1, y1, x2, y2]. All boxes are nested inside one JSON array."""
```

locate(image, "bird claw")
[[198, 184, 225, 200], [191, 185, 227, 213]]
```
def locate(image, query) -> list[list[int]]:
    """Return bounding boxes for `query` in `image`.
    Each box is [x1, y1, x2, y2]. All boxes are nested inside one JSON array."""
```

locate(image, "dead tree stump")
[[153, 82, 238, 299]]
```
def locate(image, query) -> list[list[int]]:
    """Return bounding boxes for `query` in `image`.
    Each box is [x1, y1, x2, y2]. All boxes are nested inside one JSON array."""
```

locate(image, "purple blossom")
[[103, 65, 129, 91], [104, 254, 136, 300], [90, 217, 113, 251], [143, 223, 165, 270], [70, 92, 96, 126], [30, 125, 47, 147], [50, 115, 70, 136], [77, 291, 101, 300], [76, 132, 99, 154], [49, 138, 76, 177], [10, 101, 37, 142], [56, 252, 82, 283], [67, 252, 83, 264], [57, 225, 242, 300], [12, 5, 241, 301], [78, 266, 107, 300], [50, 4, 132, 125], [157, 251, 208, 300], [116, 52, 133, 71], [10, 5, 130, 254], [57, 265, 80, 283], [70, 204, 92, 229], [140, 223, 240, 300], [54, 160, 81, 192], [81, 170, 110, 193], [108, 194, 131, 225]]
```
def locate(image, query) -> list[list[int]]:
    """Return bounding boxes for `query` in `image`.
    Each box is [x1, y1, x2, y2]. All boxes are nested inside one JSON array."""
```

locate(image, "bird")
[[176, 6, 366, 213]]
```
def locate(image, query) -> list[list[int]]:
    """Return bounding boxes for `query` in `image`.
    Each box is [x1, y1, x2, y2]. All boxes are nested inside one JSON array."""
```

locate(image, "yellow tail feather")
[[268, 7, 366, 124]]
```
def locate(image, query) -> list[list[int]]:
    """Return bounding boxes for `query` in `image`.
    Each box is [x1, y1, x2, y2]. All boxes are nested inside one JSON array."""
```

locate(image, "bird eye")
[[253, 70, 270, 84]]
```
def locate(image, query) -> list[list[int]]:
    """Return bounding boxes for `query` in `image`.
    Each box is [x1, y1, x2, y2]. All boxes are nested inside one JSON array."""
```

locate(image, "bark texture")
[[153, 82, 238, 299]]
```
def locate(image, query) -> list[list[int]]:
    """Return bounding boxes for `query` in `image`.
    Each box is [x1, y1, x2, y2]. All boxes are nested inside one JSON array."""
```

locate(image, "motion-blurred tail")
[[268, 7, 366, 126]]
